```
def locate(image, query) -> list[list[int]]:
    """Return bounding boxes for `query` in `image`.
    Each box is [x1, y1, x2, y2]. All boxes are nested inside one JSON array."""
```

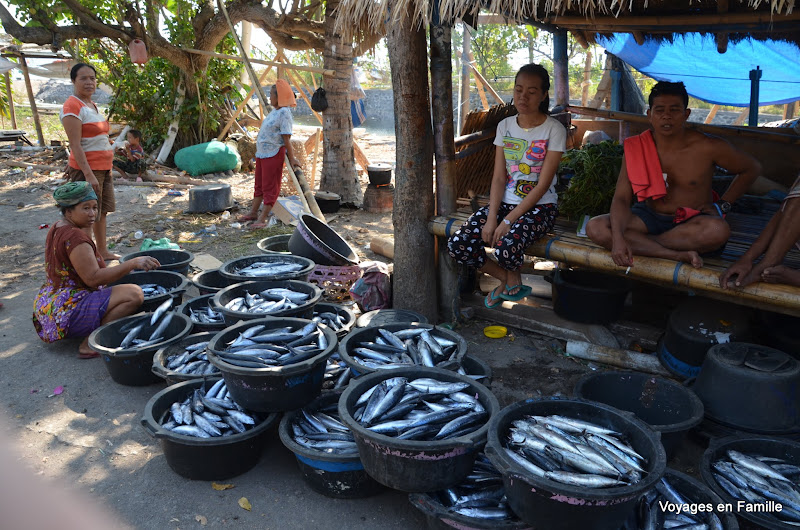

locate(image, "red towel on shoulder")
[[624, 130, 667, 202]]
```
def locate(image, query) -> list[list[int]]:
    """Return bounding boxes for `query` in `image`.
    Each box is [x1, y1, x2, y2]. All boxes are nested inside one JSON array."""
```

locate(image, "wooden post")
[[217, 63, 273, 140], [704, 104, 720, 124], [733, 107, 749, 126], [240, 21, 252, 88], [553, 29, 569, 107], [18, 56, 44, 146], [157, 82, 185, 163], [466, 51, 504, 105], [4, 72, 17, 129], [311, 127, 322, 182], [581, 50, 592, 107], [431, 23, 460, 322], [458, 25, 471, 135], [388, 18, 437, 321]]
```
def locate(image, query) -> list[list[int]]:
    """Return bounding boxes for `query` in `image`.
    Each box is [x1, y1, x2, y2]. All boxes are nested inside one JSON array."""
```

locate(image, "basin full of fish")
[[502, 415, 649, 489], [323, 353, 353, 390], [186, 301, 224, 325], [352, 377, 488, 441], [634, 475, 724, 530], [710, 449, 800, 527], [116, 299, 178, 350], [141, 284, 172, 298], [162, 340, 220, 376], [344, 327, 464, 371], [230, 259, 306, 278], [313, 306, 352, 334], [288, 397, 358, 456], [210, 318, 332, 370], [159, 379, 261, 438], [222, 287, 311, 315], [420, 453, 521, 522]]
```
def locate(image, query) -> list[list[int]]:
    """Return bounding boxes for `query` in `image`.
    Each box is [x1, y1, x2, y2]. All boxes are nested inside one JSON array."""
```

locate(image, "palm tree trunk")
[[387, 21, 437, 321], [319, 0, 361, 205]]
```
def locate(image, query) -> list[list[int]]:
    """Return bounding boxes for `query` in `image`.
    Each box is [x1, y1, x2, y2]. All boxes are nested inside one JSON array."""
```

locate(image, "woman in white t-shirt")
[[448, 64, 565, 308]]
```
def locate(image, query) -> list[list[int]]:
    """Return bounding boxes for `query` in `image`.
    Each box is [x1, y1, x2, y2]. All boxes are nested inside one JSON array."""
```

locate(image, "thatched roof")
[[336, 0, 799, 50]]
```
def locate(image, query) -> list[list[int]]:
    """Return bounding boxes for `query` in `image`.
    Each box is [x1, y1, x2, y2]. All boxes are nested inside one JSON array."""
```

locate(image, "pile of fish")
[[711, 449, 800, 526], [634, 476, 724, 530], [222, 287, 310, 315], [502, 415, 648, 488], [187, 302, 224, 325], [323, 353, 352, 390], [347, 327, 461, 370], [163, 340, 220, 376], [313, 307, 351, 334], [213, 318, 329, 369], [141, 284, 172, 297], [159, 379, 260, 438], [353, 377, 487, 441], [231, 259, 305, 278], [427, 453, 519, 521], [288, 399, 358, 455], [116, 299, 175, 350]]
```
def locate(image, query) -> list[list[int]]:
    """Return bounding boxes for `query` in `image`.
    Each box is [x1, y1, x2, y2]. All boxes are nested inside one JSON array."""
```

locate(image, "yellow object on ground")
[[484, 325, 508, 339]]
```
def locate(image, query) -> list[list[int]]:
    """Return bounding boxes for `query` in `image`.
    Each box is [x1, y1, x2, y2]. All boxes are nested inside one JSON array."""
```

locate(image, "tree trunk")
[[388, 21, 437, 321], [430, 24, 459, 323], [319, 0, 361, 205]]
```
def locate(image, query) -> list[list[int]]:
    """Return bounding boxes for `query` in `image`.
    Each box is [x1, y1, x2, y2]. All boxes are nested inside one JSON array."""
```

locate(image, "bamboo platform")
[[430, 201, 800, 318]]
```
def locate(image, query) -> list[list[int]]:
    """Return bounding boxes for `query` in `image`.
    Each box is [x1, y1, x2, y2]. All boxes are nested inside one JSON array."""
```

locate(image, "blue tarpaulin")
[[598, 34, 800, 107]]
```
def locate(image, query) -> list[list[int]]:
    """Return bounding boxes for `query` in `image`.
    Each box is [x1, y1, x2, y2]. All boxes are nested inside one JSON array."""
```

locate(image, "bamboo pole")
[[581, 51, 592, 107], [311, 127, 322, 183], [429, 218, 800, 317], [18, 56, 44, 146], [458, 26, 471, 135], [217, 62, 274, 141], [305, 51, 318, 89], [733, 107, 749, 126], [179, 47, 334, 75], [704, 104, 720, 124], [567, 105, 800, 144], [565, 341, 675, 378], [4, 72, 17, 129], [466, 52, 503, 105]]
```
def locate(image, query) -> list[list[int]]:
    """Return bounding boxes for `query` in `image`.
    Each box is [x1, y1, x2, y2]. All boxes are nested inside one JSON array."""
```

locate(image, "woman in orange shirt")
[[60, 63, 118, 261]]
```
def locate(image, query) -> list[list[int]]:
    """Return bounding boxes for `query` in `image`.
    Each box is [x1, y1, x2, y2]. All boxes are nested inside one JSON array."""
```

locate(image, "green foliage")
[[558, 141, 623, 220]]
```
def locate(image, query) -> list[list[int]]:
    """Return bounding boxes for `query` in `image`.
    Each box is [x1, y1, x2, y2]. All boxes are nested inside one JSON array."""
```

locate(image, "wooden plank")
[[18, 57, 43, 146], [4, 72, 16, 129], [704, 105, 720, 124]]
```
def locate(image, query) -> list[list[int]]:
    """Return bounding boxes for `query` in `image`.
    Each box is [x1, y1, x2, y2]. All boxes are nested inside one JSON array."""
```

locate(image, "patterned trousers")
[[447, 202, 558, 271]]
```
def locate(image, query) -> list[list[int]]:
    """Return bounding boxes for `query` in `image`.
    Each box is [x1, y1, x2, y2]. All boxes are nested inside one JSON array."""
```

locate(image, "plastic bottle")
[[221, 211, 231, 220], [134, 230, 143, 240], [230, 222, 242, 229]]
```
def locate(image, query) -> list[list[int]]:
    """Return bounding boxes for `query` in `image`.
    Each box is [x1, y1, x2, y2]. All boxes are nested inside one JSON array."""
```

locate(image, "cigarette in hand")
[[625, 266, 631, 275]]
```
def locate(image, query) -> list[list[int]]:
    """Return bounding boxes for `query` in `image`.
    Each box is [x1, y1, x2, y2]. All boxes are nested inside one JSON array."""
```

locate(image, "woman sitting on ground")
[[33, 182, 161, 358]]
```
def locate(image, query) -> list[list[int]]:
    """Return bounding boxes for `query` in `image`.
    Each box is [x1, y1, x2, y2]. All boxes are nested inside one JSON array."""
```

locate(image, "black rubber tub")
[[755, 311, 800, 360], [140, 378, 279, 480], [549, 268, 631, 325], [338, 366, 500, 493], [89, 312, 193, 386], [288, 213, 360, 267], [178, 294, 227, 333], [631, 468, 739, 530], [313, 302, 356, 339], [485, 398, 667, 530], [692, 343, 800, 435], [314, 191, 341, 214], [457, 354, 493, 388], [367, 163, 392, 186], [355, 308, 429, 328], [257, 234, 291, 255], [191, 268, 237, 296], [409, 491, 532, 530], [152, 332, 219, 385], [700, 436, 800, 530], [120, 249, 195, 276], [573, 371, 704, 459], [212, 280, 322, 326], [338, 323, 468, 376], [207, 317, 337, 412], [109, 270, 189, 312], [278, 390, 383, 498], [219, 254, 316, 283]]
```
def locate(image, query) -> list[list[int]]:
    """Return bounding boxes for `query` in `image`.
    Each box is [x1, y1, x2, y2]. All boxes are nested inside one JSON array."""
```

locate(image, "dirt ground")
[[0, 136, 703, 529]]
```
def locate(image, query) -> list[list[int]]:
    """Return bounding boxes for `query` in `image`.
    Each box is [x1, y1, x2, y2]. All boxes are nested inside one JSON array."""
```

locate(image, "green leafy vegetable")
[[558, 140, 624, 220]]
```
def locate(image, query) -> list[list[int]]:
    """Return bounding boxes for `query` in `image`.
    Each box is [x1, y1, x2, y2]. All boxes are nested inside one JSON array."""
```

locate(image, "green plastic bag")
[[140, 237, 180, 251], [173, 140, 241, 176]]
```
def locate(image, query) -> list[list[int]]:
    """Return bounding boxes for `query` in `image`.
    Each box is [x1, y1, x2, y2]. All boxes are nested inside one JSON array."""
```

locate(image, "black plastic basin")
[[212, 279, 322, 326], [151, 331, 219, 385], [191, 268, 236, 296], [178, 294, 227, 333], [256, 234, 291, 255], [550, 268, 630, 325], [219, 254, 315, 283], [120, 249, 195, 276], [289, 214, 359, 267], [108, 270, 189, 312]]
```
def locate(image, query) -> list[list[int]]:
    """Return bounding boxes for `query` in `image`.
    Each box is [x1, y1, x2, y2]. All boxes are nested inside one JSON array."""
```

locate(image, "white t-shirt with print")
[[494, 115, 566, 205]]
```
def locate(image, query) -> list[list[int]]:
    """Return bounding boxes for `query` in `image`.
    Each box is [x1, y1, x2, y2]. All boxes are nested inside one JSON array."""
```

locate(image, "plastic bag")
[[140, 237, 180, 251], [349, 261, 391, 312], [310, 87, 328, 112]]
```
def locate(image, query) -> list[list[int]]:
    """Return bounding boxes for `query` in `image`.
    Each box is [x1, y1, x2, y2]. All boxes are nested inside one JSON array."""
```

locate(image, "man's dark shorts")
[[631, 201, 676, 235]]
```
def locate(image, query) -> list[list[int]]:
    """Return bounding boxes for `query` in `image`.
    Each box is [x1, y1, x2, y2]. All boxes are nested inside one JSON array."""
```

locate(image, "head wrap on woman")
[[54, 181, 98, 208], [275, 79, 297, 108]]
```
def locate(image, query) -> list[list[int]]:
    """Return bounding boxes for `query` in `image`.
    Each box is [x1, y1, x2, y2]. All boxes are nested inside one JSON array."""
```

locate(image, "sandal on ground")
[[249, 222, 267, 230], [499, 284, 532, 302], [484, 287, 504, 309], [237, 214, 258, 222], [78, 351, 101, 359]]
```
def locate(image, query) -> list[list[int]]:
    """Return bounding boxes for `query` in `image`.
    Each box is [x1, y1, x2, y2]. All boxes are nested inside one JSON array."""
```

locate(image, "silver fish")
[[150, 298, 174, 326], [159, 381, 261, 438]]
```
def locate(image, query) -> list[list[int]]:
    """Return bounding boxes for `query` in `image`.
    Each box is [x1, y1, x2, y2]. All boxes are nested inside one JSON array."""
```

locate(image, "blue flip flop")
[[500, 284, 532, 302], [484, 287, 503, 309]]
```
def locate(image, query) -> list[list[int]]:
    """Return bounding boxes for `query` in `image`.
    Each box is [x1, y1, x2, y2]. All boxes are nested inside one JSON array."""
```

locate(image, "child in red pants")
[[240, 79, 301, 228]]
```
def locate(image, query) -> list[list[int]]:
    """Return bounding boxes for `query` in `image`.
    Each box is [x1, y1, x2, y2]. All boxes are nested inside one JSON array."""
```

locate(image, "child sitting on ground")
[[113, 129, 147, 180]]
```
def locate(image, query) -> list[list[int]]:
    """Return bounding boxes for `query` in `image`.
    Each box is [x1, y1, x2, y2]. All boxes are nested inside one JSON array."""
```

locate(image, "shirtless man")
[[720, 173, 800, 289], [586, 82, 761, 269]]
